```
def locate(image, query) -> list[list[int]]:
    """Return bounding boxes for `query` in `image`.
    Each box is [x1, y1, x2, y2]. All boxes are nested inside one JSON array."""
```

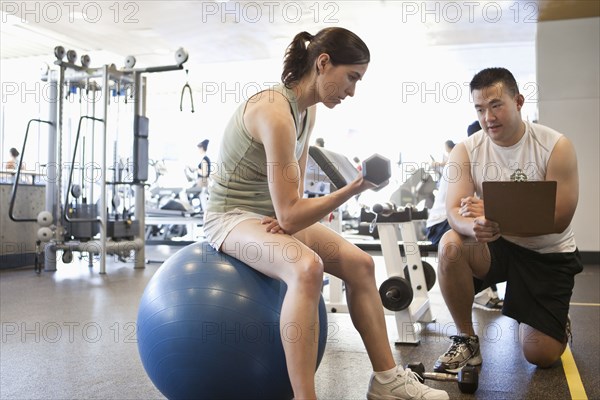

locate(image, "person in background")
[[6, 147, 20, 170], [315, 137, 325, 148], [430, 140, 455, 180], [435, 67, 582, 374], [195, 139, 211, 213], [353, 156, 363, 172], [204, 27, 448, 400], [426, 122, 503, 311]]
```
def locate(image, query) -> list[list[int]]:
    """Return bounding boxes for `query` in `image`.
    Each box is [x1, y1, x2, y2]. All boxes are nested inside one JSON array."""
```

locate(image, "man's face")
[[472, 82, 525, 145]]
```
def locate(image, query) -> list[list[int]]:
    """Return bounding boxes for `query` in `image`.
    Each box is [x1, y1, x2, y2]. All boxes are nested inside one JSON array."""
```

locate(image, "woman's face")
[[317, 56, 368, 109]]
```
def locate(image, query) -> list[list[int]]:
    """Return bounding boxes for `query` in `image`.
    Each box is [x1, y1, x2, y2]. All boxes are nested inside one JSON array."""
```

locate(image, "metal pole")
[[45, 74, 59, 272], [100, 65, 109, 274], [134, 72, 145, 268]]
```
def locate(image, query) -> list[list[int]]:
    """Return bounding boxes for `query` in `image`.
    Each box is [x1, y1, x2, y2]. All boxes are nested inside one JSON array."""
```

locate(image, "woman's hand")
[[261, 216, 287, 234]]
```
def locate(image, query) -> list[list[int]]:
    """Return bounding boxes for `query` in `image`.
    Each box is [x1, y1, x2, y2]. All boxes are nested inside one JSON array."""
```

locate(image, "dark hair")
[[281, 27, 370, 88], [467, 120, 481, 137], [9, 147, 19, 158], [470, 67, 520, 97], [445, 140, 456, 150], [315, 137, 325, 147], [197, 139, 209, 151]]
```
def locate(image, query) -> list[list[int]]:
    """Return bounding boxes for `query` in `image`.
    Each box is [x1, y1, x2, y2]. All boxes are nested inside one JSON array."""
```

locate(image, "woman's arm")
[[296, 105, 317, 198], [245, 93, 372, 234]]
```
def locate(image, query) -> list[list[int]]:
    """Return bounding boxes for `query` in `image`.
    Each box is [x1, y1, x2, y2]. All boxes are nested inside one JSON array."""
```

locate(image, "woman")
[[204, 27, 448, 400]]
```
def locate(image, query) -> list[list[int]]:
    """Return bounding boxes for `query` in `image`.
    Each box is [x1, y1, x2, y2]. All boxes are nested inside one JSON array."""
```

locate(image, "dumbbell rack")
[[321, 209, 349, 313], [376, 207, 435, 344]]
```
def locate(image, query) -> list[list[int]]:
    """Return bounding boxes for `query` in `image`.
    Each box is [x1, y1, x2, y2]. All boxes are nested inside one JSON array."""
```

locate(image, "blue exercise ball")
[[137, 241, 328, 400]]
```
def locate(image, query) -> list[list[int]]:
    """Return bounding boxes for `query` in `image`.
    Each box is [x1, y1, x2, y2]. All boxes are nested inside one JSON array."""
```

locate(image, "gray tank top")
[[207, 84, 311, 216]]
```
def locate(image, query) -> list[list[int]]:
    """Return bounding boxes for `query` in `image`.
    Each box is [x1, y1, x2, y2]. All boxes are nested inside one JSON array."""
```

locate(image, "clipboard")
[[482, 181, 557, 235]]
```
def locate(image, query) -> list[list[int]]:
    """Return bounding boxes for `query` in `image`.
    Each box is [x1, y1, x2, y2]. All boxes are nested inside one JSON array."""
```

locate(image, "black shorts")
[[474, 237, 583, 343], [426, 220, 451, 248]]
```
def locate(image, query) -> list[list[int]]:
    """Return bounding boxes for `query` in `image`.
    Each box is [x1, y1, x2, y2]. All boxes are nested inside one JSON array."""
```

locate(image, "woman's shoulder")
[[245, 87, 294, 123]]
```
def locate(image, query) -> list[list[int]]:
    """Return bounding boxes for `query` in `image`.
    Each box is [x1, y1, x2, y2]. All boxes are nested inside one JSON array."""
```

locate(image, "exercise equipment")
[[379, 261, 436, 312], [307, 146, 391, 191], [37, 211, 53, 227], [137, 242, 328, 400], [362, 153, 391, 188], [380, 276, 413, 311], [406, 362, 479, 394], [370, 202, 435, 344], [389, 167, 436, 209], [306, 146, 391, 313], [8, 46, 189, 273]]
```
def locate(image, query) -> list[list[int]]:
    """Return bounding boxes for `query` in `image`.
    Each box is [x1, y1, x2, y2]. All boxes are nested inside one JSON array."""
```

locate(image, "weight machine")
[[8, 46, 189, 274]]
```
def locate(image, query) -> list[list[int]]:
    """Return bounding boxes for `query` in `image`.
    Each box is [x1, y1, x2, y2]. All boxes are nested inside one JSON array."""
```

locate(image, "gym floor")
[[1, 244, 598, 400]]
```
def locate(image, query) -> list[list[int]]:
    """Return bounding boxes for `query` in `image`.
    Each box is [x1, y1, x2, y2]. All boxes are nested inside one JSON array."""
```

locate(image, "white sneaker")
[[367, 366, 449, 400], [473, 287, 503, 311]]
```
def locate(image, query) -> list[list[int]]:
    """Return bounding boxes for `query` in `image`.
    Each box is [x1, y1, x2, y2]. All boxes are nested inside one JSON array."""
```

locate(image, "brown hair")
[[281, 27, 370, 88]]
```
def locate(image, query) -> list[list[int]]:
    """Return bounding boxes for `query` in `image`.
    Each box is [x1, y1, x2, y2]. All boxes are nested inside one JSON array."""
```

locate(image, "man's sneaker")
[[367, 365, 449, 400], [473, 287, 503, 311], [434, 335, 483, 374], [565, 315, 573, 346]]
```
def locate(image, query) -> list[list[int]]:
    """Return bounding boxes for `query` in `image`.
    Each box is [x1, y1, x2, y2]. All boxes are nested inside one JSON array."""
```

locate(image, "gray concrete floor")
[[1, 245, 598, 399]]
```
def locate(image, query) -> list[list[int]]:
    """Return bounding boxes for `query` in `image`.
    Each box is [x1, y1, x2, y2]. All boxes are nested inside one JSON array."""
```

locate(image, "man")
[[435, 67, 582, 373], [426, 122, 503, 311]]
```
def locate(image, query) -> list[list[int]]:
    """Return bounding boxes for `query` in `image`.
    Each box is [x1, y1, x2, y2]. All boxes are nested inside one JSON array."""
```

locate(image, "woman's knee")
[[289, 257, 324, 292], [344, 251, 375, 282]]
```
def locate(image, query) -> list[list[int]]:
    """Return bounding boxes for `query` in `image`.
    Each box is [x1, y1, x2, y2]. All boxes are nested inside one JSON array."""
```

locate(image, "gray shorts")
[[203, 208, 268, 250]]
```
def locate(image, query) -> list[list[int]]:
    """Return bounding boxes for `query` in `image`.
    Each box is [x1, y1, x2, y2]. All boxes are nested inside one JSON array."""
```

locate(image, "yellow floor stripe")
[[562, 345, 588, 400], [569, 302, 600, 307]]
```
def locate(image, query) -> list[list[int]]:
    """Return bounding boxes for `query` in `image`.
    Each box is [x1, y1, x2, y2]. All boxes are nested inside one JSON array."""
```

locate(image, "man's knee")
[[522, 343, 565, 368], [438, 230, 466, 273], [520, 324, 566, 368]]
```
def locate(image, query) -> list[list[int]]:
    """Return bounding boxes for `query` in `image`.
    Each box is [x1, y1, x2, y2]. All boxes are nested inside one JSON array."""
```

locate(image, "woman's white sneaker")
[[367, 365, 449, 400]]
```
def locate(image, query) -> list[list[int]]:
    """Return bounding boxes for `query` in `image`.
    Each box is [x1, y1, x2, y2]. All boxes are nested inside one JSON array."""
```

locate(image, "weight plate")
[[379, 276, 413, 311]]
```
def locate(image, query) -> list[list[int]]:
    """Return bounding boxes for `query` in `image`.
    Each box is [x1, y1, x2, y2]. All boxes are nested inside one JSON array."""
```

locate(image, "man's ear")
[[516, 93, 525, 111]]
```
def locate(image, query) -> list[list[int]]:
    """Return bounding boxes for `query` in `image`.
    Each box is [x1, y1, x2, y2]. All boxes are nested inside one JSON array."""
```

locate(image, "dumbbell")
[[362, 154, 391, 190], [379, 276, 412, 311], [379, 261, 436, 311], [406, 362, 479, 394]]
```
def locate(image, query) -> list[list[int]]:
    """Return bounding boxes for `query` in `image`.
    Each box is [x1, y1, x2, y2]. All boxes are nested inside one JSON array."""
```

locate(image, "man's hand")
[[472, 217, 500, 242], [460, 196, 484, 218]]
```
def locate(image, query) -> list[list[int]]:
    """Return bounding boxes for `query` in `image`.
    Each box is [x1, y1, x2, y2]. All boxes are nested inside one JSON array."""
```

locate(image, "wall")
[[537, 17, 600, 252]]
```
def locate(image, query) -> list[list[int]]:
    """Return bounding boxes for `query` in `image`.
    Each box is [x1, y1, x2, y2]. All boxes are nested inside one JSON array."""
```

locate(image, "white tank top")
[[463, 121, 576, 253]]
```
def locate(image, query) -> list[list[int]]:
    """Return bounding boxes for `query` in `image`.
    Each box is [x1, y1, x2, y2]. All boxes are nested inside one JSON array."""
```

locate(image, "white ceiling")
[[1, 0, 540, 67], [2, 0, 597, 101]]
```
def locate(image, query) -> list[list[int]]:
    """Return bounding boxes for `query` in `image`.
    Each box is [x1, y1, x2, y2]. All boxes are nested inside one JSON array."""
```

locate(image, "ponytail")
[[281, 28, 369, 88], [281, 31, 314, 88]]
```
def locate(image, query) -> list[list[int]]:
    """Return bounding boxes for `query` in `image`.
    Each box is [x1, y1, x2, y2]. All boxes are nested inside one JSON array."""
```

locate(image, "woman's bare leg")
[[294, 223, 396, 371], [221, 219, 323, 400]]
